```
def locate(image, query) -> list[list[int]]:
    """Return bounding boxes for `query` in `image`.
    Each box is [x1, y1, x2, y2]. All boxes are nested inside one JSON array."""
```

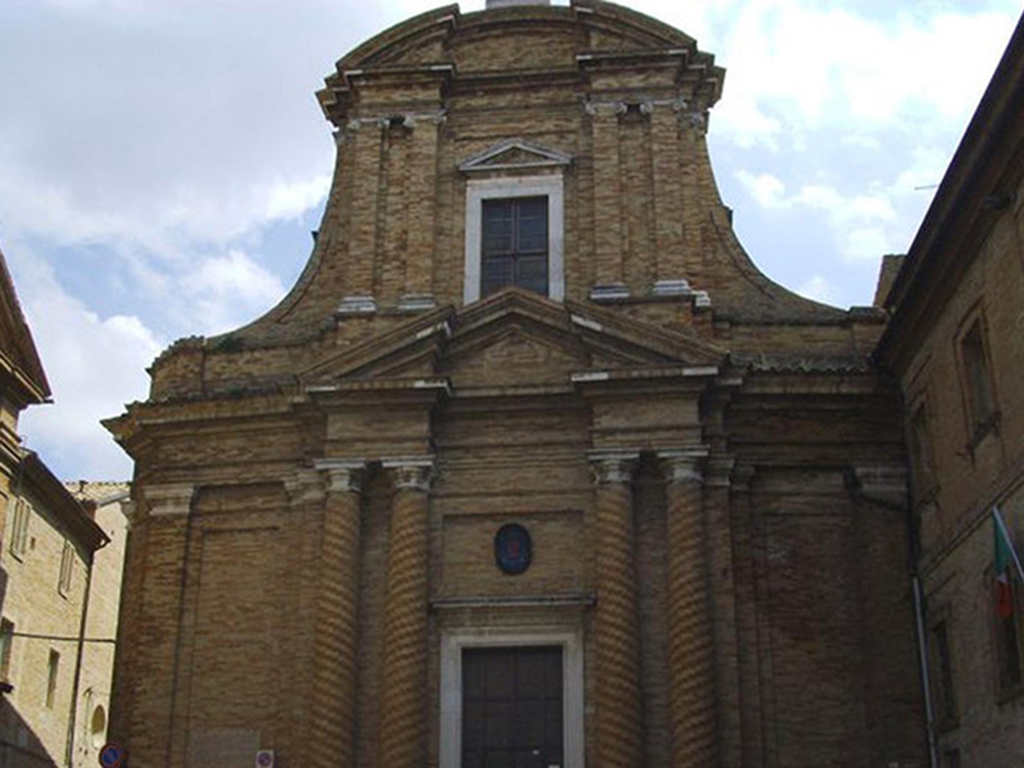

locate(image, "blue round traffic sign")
[[99, 743, 126, 768]]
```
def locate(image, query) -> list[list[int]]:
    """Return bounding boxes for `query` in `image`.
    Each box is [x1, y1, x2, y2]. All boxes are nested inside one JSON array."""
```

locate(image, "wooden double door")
[[462, 646, 564, 768]]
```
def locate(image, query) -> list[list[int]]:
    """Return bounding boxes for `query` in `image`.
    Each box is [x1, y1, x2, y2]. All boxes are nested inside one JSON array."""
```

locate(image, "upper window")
[[8, 498, 31, 560], [908, 402, 936, 498], [481, 197, 549, 298], [0, 619, 14, 681], [58, 540, 74, 596], [928, 619, 957, 728], [959, 318, 997, 436], [462, 175, 565, 305]]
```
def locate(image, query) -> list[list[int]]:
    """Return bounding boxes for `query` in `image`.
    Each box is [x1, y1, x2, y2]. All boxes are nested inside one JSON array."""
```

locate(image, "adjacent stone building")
[[0, 245, 118, 768], [876, 8, 1024, 767], [106, 2, 927, 767]]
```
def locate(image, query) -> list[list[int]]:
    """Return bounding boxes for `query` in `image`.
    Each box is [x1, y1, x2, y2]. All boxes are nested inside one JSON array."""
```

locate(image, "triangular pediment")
[[299, 289, 727, 392], [458, 139, 572, 174]]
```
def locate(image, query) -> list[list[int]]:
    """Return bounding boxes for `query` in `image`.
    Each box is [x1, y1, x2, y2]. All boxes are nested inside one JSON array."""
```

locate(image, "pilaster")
[[589, 450, 643, 768], [587, 101, 628, 300], [402, 112, 445, 310], [378, 457, 435, 768], [658, 449, 718, 767], [340, 119, 384, 314], [308, 460, 366, 768]]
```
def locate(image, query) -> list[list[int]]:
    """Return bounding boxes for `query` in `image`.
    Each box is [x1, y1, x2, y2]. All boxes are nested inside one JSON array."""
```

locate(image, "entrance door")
[[461, 646, 564, 768]]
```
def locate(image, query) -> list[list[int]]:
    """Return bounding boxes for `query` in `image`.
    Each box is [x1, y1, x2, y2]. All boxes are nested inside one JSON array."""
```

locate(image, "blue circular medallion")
[[494, 523, 532, 575]]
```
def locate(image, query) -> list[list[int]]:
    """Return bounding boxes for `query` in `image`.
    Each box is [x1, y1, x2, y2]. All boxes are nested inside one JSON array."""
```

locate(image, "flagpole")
[[993, 506, 1024, 584]]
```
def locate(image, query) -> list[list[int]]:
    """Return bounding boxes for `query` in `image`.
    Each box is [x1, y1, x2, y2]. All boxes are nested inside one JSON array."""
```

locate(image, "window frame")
[[907, 396, 938, 502], [439, 626, 583, 768], [45, 649, 59, 709], [58, 539, 74, 597], [8, 497, 31, 560], [955, 310, 999, 444], [927, 614, 958, 730], [463, 175, 565, 305], [0, 618, 14, 682]]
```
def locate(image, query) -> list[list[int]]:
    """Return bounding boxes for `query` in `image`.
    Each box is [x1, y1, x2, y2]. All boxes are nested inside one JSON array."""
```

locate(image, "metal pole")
[[912, 576, 938, 768]]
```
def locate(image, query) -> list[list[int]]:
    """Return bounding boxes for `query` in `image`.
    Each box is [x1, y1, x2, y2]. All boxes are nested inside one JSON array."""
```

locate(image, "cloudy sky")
[[1, 0, 1019, 480]]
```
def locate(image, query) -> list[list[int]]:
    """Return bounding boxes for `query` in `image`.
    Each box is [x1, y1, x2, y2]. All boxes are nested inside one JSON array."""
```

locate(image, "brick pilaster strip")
[[591, 451, 643, 768], [680, 115, 705, 285], [346, 121, 385, 297], [651, 103, 685, 281], [308, 462, 364, 768], [378, 458, 434, 768], [589, 103, 625, 289], [660, 452, 718, 766], [404, 114, 442, 300]]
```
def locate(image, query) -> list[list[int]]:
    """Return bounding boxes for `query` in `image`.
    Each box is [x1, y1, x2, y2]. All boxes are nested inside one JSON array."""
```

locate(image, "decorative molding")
[[851, 464, 908, 510], [693, 290, 712, 309], [588, 450, 641, 484], [336, 295, 378, 315], [284, 468, 326, 504], [457, 138, 573, 174], [382, 457, 435, 493], [145, 483, 195, 517], [584, 97, 689, 118], [705, 455, 736, 488], [314, 459, 368, 495], [658, 447, 710, 485], [346, 109, 447, 132]]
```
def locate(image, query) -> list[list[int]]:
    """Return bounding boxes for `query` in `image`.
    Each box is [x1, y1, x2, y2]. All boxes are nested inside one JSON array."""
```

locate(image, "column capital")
[[382, 456, 435, 492], [314, 459, 368, 495], [706, 455, 737, 488], [657, 447, 709, 485], [588, 450, 640, 484], [730, 463, 756, 494], [850, 463, 908, 510], [144, 483, 195, 517]]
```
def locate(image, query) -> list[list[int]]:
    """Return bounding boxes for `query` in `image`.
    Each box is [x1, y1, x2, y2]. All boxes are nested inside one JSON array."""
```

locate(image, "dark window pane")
[[482, 256, 515, 297], [516, 198, 548, 253], [516, 256, 548, 296], [479, 197, 548, 297], [483, 200, 514, 255]]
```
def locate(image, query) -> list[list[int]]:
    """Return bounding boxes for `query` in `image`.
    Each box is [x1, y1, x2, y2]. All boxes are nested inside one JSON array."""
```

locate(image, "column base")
[[398, 294, 437, 312], [589, 283, 631, 302], [336, 295, 378, 314], [651, 279, 692, 297]]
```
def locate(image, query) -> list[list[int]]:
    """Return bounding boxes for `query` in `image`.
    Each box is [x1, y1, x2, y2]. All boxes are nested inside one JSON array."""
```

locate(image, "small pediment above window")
[[458, 138, 573, 174]]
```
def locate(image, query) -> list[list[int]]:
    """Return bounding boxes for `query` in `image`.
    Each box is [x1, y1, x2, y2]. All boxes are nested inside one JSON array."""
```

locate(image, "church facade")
[[106, 2, 926, 767]]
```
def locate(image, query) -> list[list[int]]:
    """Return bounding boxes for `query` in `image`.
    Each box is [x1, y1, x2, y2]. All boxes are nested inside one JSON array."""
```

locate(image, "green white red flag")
[[993, 507, 1024, 619]]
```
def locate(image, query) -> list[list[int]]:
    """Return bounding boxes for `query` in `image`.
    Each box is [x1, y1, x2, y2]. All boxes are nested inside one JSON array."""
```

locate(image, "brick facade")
[[107, 3, 927, 766]]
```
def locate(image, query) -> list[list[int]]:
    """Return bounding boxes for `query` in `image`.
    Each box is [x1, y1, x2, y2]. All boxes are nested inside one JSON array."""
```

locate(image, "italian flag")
[[994, 507, 1019, 619]]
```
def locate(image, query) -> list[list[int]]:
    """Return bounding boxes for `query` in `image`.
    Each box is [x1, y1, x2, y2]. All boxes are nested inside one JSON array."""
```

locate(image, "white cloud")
[[796, 275, 840, 306], [180, 250, 287, 335], [10, 246, 163, 480]]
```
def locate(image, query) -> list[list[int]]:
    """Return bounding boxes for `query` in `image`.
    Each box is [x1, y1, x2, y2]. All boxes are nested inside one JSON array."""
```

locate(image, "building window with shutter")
[[481, 197, 549, 298], [0, 619, 14, 681], [46, 650, 59, 708], [58, 540, 74, 596], [958, 317, 997, 439], [908, 401, 936, 499], [462, 175, 565, 305], [928, 619, 958, 728], [8, 498, 31, 560]]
